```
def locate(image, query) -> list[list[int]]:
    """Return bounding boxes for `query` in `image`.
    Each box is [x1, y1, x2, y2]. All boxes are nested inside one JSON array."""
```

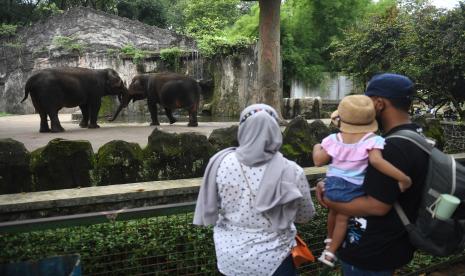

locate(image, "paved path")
[[0, 114, 239, 151]]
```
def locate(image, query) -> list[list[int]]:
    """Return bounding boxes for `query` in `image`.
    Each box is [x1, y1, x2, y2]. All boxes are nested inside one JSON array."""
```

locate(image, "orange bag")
[[291, 234, 315, 267]]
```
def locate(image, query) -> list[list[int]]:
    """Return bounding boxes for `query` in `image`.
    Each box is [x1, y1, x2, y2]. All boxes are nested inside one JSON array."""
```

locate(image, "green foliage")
[[280, 0, 371, 89], [33, 2, 63, 21], [0, 112, 12, 117], [120, 43, 154, 64], [0, 24, 17, 37], [116, 0, 168, 28], [332, 2, 465, 119], [160, 47, 183, 72], [52, 35, 85, 54]]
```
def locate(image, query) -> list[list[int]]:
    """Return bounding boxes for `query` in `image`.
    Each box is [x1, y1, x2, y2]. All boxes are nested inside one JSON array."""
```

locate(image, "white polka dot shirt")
[[213, 152, 314, 276]]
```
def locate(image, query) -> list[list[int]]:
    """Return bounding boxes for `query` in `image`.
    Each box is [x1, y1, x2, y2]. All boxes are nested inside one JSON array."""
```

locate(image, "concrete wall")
[[290, 74, 357, 100]]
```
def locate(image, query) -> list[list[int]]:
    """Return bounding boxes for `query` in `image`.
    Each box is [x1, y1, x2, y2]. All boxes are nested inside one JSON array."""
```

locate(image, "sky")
[[430, 0, 461, 9]]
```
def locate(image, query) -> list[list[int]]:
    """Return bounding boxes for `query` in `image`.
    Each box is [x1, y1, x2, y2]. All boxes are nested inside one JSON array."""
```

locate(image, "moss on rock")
[[143, 129, 215, 180], [413, 115, 445, 150], [281, 116, 316, 167], [0, 138, 32, 194], [94, 140, 144, 186], [208, 126, 239, 151], [30, 138, 94, 191]]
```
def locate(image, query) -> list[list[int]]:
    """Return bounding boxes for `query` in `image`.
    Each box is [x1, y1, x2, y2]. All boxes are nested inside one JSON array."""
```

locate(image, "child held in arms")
[[312, 95, 412, 267]]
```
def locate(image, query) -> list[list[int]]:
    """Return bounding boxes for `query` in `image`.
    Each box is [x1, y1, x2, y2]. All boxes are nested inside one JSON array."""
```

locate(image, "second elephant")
[[110, 72, 200, 127]]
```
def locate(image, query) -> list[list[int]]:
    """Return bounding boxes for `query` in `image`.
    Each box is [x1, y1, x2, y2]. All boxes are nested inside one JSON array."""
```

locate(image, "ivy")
[[160, 47, 183, 72], [120, 43, 154, 64], [52, 35, 85, 55], [0, 24, 17, 37]]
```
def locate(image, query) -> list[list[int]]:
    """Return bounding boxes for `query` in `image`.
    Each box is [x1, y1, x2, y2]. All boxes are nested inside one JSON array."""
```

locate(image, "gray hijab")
[[193, 104, 304, 231]]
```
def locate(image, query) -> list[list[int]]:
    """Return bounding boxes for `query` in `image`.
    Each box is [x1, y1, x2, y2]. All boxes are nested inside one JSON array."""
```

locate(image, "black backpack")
[[387, 129, 465, 256]]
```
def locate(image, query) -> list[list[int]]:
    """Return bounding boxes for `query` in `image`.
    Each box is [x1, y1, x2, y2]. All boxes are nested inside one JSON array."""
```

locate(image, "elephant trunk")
[[108, 94, 131, 122]]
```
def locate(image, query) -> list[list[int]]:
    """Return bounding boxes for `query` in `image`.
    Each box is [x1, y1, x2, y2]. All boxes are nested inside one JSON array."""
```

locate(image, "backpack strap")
[[393, 202, 411, 226], [387, 129, 434, 227], [386, 129, 434, 155]]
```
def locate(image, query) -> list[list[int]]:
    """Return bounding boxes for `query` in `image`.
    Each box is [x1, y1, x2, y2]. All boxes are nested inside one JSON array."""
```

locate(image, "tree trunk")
[[257, 0, 283, 119]]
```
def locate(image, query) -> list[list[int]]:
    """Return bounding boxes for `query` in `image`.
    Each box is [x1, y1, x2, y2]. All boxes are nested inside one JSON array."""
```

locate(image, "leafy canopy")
[[332, 1, 465, 118]]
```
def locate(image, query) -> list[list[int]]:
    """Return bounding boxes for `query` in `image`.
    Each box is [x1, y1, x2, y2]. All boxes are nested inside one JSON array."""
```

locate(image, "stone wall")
[[208, 47, 259, 117], [442, 121, 465, 154]]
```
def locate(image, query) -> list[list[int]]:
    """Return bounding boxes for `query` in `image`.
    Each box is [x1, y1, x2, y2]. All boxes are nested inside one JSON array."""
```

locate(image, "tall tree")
[[257, 0, 283, 117]]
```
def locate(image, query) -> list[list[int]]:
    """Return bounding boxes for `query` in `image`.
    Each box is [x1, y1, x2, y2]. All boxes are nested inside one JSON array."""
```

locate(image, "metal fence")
[[0, 201, 463, 275]]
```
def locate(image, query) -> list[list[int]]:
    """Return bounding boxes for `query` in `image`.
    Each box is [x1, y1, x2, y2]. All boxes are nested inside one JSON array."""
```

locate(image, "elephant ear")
[[106, 69, 123, 88]]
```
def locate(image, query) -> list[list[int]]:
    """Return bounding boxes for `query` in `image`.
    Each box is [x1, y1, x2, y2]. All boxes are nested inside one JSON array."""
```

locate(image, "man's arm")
[[315, 182, 392, 217]]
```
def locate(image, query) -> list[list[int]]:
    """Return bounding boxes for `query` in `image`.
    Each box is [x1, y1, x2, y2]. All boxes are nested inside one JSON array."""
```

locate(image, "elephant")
[[109, 72, 201, 127], [22, 67, 127, 133]]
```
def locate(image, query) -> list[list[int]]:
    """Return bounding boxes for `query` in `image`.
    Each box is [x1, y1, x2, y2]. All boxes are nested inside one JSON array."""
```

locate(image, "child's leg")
[[327, 208, 336, 239], [326, 213, 349, 255]]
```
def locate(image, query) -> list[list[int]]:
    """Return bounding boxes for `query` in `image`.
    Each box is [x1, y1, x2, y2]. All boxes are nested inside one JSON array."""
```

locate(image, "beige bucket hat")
[[332, 95, 378, 134]]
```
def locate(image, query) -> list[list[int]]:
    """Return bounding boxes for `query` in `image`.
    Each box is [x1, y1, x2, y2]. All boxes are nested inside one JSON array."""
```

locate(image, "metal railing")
[[1, 199, 463, 275]]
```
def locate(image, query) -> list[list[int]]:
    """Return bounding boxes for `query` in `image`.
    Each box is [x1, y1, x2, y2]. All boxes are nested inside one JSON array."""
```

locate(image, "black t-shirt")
[[338, 123, 429, 270]]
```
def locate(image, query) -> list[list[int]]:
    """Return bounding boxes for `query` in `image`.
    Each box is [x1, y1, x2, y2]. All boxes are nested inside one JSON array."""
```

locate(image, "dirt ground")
[[0, 114, 239, 151]]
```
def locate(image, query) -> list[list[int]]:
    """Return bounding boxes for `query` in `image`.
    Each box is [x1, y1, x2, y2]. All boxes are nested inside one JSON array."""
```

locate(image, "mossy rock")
[[413, 115, 445, 150], [0, 138, 32, 194], [308, 120, 334, 142], [281, 116, 316, 167], [30, 138, 94, 191], [143, 129, 215, 180], [208, 126, 239, 151], [94, 140, 144, 186]]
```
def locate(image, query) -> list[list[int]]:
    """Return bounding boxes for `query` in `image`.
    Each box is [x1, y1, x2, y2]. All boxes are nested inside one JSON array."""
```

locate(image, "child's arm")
[[368, 149, 412, 192], [313, 143, 331, 167]]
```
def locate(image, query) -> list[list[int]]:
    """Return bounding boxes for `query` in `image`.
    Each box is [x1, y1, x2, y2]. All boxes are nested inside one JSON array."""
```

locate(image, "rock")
[[208, 126, 239, 151], [31, 138, 94, 191], [0, 138, 32, 194], [94, 140, 144, 186], [281, 116, 316, 167], [143, 129, 215, 180], [413, 115, 445, 150], [308, 119, 334, 142], [283, 97, 321, 119]]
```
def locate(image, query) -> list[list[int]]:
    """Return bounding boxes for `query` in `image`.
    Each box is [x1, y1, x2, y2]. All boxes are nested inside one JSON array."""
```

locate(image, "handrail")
[[0, 201, 196, 234]]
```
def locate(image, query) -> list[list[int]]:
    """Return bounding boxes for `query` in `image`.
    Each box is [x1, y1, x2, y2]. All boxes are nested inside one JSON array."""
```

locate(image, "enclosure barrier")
[[1, 156, 465, 275]]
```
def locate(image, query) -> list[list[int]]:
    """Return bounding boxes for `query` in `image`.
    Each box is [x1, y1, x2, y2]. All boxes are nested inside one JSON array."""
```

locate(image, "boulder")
[[31, 138, 94, 191], [412, 115, 445, 150], [94, 140, 144, 186], [0, 138, 32, 194], [208, 126, 239, 151], [283, 97, 321, 119], [143, 129, 215, 180], [281, 116, 317, 167], [308, 119, 334, 142]]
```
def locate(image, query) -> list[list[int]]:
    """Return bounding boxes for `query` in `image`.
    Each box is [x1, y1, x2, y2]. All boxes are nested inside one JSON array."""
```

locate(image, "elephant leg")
[[148, 102, 160, 126], [39, 112, 50, 133], [164, 108, 177, 124], [88, 99, 101, 129], [49, 110, 65, 132], [79, 104, 89, 128], [187, 105, 198, 127]]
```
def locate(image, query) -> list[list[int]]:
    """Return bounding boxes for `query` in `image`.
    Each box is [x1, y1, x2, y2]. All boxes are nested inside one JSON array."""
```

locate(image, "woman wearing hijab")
[[194, 104, 315, 276]]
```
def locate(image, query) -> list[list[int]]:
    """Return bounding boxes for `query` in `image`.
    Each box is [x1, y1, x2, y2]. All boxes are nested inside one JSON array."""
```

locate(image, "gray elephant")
[[110, 72, 201, 127], [22, 67, 127, 132]]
